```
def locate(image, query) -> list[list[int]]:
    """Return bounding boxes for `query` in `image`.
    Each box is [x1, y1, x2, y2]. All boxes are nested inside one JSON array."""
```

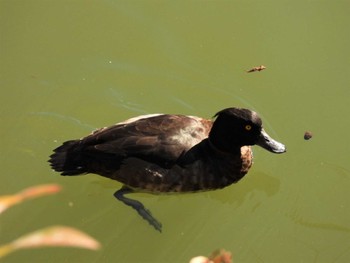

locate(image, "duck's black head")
[[209, 108, 286, 154]]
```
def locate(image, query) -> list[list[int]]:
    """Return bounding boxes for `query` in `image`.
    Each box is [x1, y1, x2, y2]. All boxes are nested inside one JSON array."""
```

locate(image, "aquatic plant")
[[0, 184, 101, 259]]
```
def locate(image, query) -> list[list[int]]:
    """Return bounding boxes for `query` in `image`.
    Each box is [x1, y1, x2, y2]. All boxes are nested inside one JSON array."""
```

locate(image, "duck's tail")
[[49, 140, 87, 176]]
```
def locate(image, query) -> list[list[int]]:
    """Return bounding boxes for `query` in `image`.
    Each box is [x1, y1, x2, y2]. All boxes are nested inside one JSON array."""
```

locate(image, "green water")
[[1, 1, 350, 262]]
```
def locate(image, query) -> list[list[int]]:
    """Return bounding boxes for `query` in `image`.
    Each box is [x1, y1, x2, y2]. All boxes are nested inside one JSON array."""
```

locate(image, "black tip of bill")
[[257, 129, 286, 154]]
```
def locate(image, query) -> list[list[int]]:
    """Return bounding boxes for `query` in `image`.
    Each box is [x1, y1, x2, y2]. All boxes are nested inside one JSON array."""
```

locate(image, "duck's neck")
[[207, 136, 242, 156]]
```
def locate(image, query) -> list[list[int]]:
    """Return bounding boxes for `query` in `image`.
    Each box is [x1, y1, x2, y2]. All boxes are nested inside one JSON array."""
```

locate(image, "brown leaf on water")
[[12, 226, 101, 250], [189, 249, 232, 263], [189, 256, 210, 263], [19, 184, 61, 199], [0, 226, 101, 259], [0, 195, 22, 214], [0, 184, 61, 214], [209, 249, 232, 263], [246, 65, 266, 73]]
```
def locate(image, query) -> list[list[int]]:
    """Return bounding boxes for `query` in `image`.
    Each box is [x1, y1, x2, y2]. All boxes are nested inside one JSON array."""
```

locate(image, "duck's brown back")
[[50, 114, 212, 176]]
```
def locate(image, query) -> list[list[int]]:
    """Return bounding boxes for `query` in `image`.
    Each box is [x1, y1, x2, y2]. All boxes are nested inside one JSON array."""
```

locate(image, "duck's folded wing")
[[82, 114, 212, 165]]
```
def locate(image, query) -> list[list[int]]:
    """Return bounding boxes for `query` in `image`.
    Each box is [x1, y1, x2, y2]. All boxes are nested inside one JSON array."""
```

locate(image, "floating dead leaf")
[[189, 256, 210, 263], [12, 226, 101, 250], [0, 226, 101, 258], [189, 249, 232, 263], [247, 65, 266, 73], [209, 249, 232, 263], [19, 184, 61, 199], [304, 131, 313, 140], [0, 184, 61, 214], [0, 195, 22, 214]]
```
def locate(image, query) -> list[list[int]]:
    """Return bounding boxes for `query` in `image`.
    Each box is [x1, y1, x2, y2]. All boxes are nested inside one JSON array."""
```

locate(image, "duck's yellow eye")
[[245, 125, 252, 131]]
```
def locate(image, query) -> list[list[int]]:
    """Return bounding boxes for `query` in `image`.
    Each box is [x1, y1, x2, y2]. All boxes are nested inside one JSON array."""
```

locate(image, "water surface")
[[1, 1, 350, 262]]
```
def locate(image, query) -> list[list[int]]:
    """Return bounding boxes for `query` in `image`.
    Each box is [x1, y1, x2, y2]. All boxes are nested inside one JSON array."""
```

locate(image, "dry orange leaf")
[[189, 249, 232, 263], [246, 65, 266, 73], [19, 184, 61, 200], [0, 226, 101, 258], [0, 184, 61, 214], [12, 225, 101, 250], [210, 249, 232, 263]]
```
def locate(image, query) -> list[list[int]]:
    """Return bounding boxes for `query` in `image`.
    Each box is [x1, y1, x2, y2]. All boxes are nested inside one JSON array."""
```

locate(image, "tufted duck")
[[49, 107, 286, 232]]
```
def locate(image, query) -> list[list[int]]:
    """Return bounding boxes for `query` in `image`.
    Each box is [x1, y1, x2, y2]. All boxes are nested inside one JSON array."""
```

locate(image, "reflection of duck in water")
[[49, 107, 286, 232]]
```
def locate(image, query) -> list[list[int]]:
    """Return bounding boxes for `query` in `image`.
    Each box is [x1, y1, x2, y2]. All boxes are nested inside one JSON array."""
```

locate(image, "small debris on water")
[[247, 65, 266, 73], [304, 131, 313, 140]]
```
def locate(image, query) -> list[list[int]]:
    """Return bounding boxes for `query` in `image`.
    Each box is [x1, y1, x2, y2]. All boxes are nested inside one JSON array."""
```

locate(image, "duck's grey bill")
[[257, 129, 286, 153]]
